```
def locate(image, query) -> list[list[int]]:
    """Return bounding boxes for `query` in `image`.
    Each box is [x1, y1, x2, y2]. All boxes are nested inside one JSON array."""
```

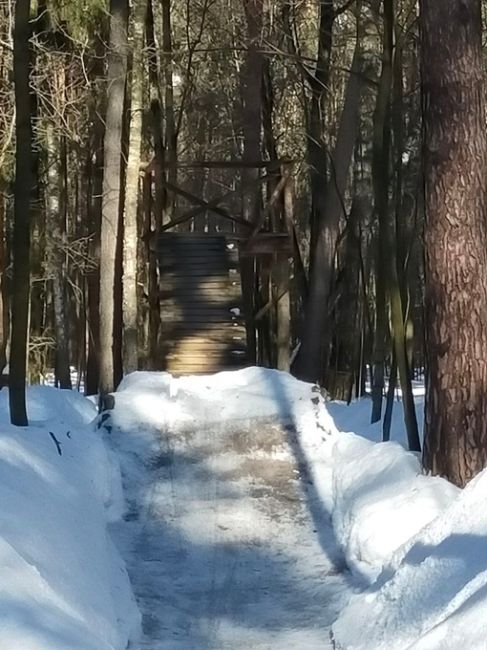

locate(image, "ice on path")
[[107, 371, 351, 649]]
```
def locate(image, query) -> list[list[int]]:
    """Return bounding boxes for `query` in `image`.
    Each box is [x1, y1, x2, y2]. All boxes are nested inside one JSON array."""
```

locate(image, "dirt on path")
[[110, 416, 350, 650]]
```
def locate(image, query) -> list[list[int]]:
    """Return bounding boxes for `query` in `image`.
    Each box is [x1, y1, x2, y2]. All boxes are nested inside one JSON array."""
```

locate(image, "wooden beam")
[[249, 167, 292, 238], [160, 180, 254, 230]]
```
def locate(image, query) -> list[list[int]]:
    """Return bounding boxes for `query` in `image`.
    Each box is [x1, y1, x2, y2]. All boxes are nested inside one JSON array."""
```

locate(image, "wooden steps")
[[157, 233, 248, 375]]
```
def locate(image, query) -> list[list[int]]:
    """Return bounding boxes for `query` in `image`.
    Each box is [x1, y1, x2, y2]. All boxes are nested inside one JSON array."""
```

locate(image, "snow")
[[327, 379, 425, 447], [106, 368, 487, 649], [0, 386, 140, 650], [332, 466, 487, 650], [1, 367, 486, 650], [105, 368, 351, 648], [327, 392, 487, 650], [331, 432, 458, 581]]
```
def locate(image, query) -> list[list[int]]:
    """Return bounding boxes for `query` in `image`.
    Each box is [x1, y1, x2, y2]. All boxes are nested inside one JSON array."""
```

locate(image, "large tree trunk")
[[421, 0, 487, 486], [99, 0, 128, 403], [293, 37, 364, 383], [10, 0, 33, 426], [122, 0, 147, 375]]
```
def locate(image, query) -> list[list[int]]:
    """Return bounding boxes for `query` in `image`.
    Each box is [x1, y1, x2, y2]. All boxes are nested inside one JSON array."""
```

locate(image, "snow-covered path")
[[109, 407, 351, 649]]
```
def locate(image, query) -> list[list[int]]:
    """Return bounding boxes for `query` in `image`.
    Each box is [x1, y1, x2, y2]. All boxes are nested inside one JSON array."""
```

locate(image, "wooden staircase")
[[157, 233, 248, 374]]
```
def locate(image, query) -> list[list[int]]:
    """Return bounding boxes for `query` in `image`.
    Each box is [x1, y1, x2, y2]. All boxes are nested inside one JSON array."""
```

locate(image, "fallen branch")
[[49, 432, 62, 456]]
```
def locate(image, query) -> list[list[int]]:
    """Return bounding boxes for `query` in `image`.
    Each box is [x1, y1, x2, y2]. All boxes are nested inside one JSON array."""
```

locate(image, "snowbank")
[[327, 382, 424, 448], [113, 367, 337, 432], [329, 395, 487, 650], [333, 467, 487, 649], [0, 387, 140, 650], [331, 433, 458, 581]]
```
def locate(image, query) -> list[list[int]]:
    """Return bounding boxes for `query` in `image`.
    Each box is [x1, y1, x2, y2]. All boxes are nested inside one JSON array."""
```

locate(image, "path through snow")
[[108, 381, 351, 649]]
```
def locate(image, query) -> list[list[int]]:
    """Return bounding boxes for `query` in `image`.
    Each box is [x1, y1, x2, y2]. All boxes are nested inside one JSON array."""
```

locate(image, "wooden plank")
[[165, 362, 247, 371], [160, 316, 244, 324], [158, 248, 227, 255], [160, 289, 241, 299], [165, 334, 245, 343], [160, 290, 241, 297], [158, 261, 233, 269], [158, 233, 227, 240], [161, 343, 247, 359], [165, 347, 247, 356], [160, 306, 243, 314], [163, 259, 238, 266], [161, 303, 242, 313], [159, 259, 234, 266], [160, 273, 239, 280], [160, 324, 246, 333], [160, 279, 240, 288], [158, 247, 233, 255], [157, 255, 239, 264], [165, 352, 247, 361], [158, 240, 236, 249], [159, 265, 237, 271], [159, 272, 233, 280], [158, 238, 231, 246], [158, 249, 236, 256], [159, 264, 239, 272]]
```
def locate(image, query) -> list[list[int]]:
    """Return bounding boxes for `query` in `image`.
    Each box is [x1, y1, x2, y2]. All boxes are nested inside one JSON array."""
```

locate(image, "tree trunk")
[[421, 0, 487, 485], [10, 0, 33, 426], [0, 180, 9, 376], [382, 351, 397, 442], [370, 1, 392, 424], [146, 0, 166, 225], [308, 1, 334, 268], [99, 0, 128, 403], [370, 0, 420, 451], [239, 0, 264, 364], [122, 0, 147, 375], [45, 120, 71, 389], [293, 36, 364, 383], [162, 0, 177, 223], [86, 110, 104, 395]]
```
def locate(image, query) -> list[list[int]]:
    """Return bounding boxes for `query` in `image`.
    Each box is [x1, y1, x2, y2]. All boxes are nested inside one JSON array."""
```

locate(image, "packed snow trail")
[[106, 370, 352, 649]]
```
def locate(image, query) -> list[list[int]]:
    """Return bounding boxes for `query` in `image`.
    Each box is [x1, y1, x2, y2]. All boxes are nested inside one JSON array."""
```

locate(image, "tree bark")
[[308, 1, 334, 268], [45, 120, 71, 389], [10, 0, 33, 426], [371, 0, 420, 449], [0, 180, 9, 377], [421, 0, 487, 485], [293, 36, 364, 383], [162, 0, 177, 221], [239, 0, 264, 364], [99, 0, 128, 403], [122, 0, 147, 375]]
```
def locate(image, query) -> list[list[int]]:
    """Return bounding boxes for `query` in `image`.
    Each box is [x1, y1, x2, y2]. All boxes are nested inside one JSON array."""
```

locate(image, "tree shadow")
[[258, 371, 367, 586], [105, 407, 351, 648], [354, 532, 487, 647]]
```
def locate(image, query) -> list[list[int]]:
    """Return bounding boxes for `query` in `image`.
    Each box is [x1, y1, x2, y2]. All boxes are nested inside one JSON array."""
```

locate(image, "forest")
[[2, 0, 486, 489]]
